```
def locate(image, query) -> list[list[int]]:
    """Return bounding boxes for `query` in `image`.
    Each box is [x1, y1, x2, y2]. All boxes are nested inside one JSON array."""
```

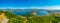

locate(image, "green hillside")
[[0, 10, 60, 23]]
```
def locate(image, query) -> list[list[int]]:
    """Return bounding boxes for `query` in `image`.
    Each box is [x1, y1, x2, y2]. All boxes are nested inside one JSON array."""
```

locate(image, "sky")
[[0, 0, 60, 9]]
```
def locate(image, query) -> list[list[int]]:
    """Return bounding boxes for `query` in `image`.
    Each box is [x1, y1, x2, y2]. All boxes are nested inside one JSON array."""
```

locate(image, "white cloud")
[[43, 5, 60, 10], [0, 5, 60, 10], [29, 5, 60, 10]]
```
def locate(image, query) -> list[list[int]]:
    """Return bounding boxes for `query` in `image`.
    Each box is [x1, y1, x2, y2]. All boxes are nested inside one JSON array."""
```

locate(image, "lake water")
[[12, 9, 50, 15]]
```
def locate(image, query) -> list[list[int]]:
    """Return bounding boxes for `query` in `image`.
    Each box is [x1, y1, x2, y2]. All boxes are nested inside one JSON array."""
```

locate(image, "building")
[[31, 10, 37, 15]]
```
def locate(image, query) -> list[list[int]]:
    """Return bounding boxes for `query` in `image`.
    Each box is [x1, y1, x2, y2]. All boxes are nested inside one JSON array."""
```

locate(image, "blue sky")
[[0, 0, 60, 9]]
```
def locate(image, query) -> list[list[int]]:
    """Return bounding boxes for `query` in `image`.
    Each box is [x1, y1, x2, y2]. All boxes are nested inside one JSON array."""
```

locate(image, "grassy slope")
[[0, 10, 60, 23]]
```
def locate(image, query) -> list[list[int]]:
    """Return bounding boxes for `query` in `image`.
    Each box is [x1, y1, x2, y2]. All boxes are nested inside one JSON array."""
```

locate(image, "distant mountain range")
[[2, 9, 60, 15]]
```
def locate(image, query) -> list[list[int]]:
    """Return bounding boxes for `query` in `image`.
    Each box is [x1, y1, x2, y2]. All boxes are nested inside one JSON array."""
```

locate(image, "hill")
[[0, 10, 60, 23]]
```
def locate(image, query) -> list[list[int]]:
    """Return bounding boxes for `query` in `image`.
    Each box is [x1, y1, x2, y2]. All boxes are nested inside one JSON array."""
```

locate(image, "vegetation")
[[0, 10, 60, 23]]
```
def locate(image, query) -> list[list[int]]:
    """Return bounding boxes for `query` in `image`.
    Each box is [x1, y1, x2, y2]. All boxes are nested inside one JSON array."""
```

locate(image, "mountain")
[[2, 9, 60, 16]]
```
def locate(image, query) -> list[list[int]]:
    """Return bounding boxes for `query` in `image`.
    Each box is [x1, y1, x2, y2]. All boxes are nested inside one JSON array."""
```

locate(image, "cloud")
[[41, 5, 60, 10], [29, 5, 60, 10], [0, 5, 60, 10]]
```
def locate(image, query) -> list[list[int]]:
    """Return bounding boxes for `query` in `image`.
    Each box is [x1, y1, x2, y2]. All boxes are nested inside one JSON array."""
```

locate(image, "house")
[[31, 10, 37, 15]]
